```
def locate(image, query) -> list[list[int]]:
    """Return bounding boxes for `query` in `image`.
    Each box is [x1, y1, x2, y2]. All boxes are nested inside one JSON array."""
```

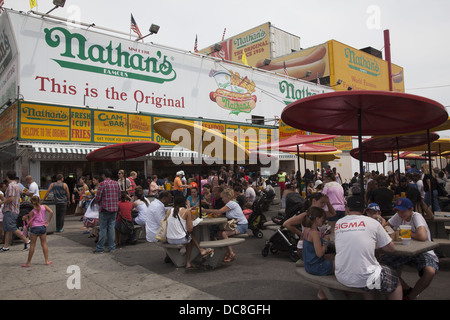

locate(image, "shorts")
[[382, 252, 439, 276], [168, 237, 191, 245], [364, 265, 399, 294], [30, 226, 47, 235], [236, 223, 248, 235], [2, 211, 18, 232]]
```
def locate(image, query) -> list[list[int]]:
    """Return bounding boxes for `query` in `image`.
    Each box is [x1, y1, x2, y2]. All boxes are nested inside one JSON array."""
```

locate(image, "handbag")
[[219, 219, 238, 231], [156, 210, 170, 242], [84, 199, 99, 219], [119, 217, 134, 235]]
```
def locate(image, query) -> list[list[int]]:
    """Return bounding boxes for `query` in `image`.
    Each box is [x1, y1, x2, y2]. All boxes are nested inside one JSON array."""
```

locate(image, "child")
[[242, 202, 253, 220], [301, 206, 335, 300], [22, 196, 53, 267], [115, 191, 134, 245]]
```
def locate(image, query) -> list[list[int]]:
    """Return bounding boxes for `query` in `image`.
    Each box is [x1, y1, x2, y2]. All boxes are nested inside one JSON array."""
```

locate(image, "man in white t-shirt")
[[145, 191, 172, 243], [383, 197, 439, 300], [334, 197, 402, 300], [24, 175, 40, 198], [243, 180, 256, 205]]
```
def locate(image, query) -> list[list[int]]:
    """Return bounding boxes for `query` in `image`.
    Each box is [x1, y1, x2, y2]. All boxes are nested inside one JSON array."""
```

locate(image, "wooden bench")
[[157, 238, 245, 268], [433, 238, 450, 257], [296, 266, 368, 300]]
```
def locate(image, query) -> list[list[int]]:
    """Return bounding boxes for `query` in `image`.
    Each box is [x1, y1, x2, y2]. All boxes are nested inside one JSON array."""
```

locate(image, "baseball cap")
[[366, 203, 381, 211], [394, 198, 413, 211], [346, 196, 364, 212]]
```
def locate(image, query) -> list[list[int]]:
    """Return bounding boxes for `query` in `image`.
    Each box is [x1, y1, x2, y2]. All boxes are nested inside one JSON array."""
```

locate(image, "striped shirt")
[[95, 178, 121, 213], [4, 181, 20, 215]]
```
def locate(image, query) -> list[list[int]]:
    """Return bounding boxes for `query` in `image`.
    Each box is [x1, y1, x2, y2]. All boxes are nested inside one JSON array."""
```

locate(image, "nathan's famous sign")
[[44, 27, 176, 84]]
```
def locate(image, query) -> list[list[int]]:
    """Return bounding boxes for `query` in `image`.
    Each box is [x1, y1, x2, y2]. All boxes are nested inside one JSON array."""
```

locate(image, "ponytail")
[[301, 206, 326, 229], [172, 195, 186, 218]]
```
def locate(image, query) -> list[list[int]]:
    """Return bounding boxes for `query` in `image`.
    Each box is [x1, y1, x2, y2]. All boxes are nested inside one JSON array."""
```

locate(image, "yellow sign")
[[257, 43, 329, 81], [20, 103, 70, 126], [70, 109, 91, 142], [129, 114, 152, 137], [21, 124, 70, 141], [200, 23, 271, 67], [391, 64, 405, 93], [329, 40, 389, 91], [93, 110, 128, 136]]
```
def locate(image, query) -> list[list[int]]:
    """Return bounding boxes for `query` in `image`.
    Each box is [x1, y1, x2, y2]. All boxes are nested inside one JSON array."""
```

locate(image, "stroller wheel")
[[261, 246, 269, 257], [253, 230, 264, 239], [270, 247, 279, 254]]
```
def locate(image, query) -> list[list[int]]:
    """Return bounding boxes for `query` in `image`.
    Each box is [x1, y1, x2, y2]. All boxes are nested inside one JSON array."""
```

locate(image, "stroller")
[[271, 192, 305, 225], [261, 226, 300, 262], [246, 193, 267, 238], [261, 183, 276, 211]]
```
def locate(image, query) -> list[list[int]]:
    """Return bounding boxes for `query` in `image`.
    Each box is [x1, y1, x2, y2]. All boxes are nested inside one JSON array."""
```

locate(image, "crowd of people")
[[1, 161, 447, 298], [281, 162, 446, 300]]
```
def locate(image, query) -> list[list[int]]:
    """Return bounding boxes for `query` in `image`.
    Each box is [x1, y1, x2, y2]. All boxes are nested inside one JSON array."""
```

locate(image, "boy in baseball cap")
[[364, 203, 386, 225], [382, 198, 439, 300]]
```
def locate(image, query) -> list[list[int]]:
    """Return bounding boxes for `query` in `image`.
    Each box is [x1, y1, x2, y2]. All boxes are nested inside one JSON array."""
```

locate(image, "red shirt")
[[117, 201, 133, 223], [95, 178, 121, 213]]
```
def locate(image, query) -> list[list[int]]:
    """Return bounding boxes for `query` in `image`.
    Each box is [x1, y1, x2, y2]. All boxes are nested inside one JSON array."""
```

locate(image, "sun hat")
[[366, 203, 381, 211], [394, 198, 413, 211]]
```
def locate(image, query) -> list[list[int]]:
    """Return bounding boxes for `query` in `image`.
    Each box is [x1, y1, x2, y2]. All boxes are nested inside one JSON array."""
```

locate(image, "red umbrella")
[[252, 134, 339, 150], [278, 144, 337, 153], [281, 90, 447, 206], [281, 91, 447, 136], [86, 141, 161, 162], [350, 148, 386, 163], [361, 133, 440, 152]]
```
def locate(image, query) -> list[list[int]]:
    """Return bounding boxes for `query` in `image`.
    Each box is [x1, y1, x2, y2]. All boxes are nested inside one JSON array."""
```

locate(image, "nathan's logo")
[[21, 106, 69, 123], [234, 29, 267, 49], [44, 27, 177, 84], [279, 80, 327, 105], [344, 47, 380, 77], [209, 70, 257, 115]]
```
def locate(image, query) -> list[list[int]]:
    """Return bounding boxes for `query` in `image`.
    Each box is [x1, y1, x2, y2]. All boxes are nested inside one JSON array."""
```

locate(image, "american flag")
[[194, 35, 198, 52], [0, 0, 4, 13], [283, 62, 288, 76], [131, 14, 143, 39]]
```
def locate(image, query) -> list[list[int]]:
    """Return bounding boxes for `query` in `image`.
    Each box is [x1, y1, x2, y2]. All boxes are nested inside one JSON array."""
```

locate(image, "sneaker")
[[0, 247, 10, 252], [23, 240, 31, 251], [92, 249, 104, 254]]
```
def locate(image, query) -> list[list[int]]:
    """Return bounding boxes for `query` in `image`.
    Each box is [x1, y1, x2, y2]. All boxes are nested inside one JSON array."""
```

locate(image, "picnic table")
[[386, 239, 439, 256], [158, 216, 245, 268], [428, 213, 450, 239]]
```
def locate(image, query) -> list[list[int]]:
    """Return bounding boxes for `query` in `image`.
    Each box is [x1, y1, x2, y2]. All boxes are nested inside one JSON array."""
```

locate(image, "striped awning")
[[33, 145, 97, 154]]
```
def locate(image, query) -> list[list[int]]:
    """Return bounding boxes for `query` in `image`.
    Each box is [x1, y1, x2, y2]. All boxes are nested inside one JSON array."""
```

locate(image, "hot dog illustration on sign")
[[209, 70, 257, 115]]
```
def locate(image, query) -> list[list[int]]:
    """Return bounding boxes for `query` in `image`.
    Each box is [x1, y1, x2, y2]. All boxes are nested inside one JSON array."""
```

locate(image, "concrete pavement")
[[1, 206, 450, 302]]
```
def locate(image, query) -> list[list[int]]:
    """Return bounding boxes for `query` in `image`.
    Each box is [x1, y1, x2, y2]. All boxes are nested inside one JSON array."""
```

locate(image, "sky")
[[7, 0, 450, 126]]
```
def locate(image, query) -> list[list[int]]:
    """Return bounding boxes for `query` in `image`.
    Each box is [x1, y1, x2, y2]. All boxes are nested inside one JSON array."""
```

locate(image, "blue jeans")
[[96, 210, 117, 252], [425, 190, 441, 212]]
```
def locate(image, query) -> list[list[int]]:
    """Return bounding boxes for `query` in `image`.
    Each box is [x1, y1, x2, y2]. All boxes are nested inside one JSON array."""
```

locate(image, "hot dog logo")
[[255, 45, 327, 81], [209, 70, 257, 115]]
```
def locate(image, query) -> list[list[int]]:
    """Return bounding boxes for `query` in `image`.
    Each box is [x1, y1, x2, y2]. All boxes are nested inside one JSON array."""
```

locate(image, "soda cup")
[[399, 225, 411, 245]]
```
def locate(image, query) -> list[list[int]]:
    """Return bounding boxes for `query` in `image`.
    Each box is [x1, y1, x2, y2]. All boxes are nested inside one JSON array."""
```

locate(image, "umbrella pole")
[[427, 129, 435, 213], [396, 137, 401, 182], [358, 109, 365, 205], [296, 145, 301, 189]]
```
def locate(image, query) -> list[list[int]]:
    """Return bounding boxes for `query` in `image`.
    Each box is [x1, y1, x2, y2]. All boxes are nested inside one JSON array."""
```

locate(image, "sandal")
[[201, 248, 214, 259], [223, 253, 236, 263]]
